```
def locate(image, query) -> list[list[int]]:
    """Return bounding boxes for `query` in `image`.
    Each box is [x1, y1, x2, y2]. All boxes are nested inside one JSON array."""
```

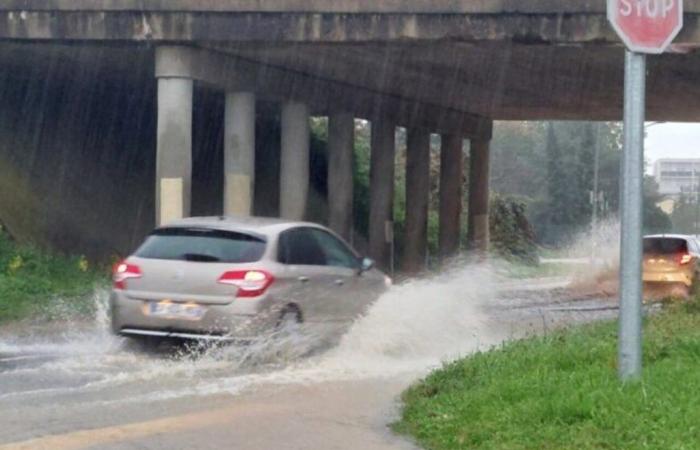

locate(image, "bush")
[[490, 195, 538, 265], [0, 229, 107, 322]]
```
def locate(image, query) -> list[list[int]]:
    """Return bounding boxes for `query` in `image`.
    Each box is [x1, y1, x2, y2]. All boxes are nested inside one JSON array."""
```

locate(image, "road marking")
[[0, 403, 281, 450]]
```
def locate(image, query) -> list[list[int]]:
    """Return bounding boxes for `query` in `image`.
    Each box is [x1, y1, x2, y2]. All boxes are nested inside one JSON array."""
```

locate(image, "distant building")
[[654, 159, 700, 199]]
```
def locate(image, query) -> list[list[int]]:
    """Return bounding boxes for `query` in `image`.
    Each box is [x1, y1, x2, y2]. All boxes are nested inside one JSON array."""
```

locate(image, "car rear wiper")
[[181, 253, 221, 262]]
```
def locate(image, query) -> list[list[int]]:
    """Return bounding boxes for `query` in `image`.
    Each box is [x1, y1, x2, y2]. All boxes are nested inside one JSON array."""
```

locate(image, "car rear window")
[[135, 228, 266, 263], [643, 238, 688, 255]]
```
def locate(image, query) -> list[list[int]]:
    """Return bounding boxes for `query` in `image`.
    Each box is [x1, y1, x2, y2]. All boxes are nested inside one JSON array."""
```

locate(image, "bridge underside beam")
[[7, 40, 700, 123], [155, 46, 492, 139]]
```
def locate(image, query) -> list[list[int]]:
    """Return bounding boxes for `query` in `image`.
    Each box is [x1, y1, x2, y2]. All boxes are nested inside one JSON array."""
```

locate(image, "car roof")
[[158, 216, 326, 239], [644, 234, 696, 241]]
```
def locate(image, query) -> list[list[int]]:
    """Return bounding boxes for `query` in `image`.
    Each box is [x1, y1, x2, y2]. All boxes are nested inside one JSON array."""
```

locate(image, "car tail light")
[[676, 252, 693, 265], [113, 261, 142, 290], [218, 270, 274, 298]]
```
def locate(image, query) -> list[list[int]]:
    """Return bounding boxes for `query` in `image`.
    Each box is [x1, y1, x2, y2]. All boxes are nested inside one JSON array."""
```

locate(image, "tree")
[[643, 176, 672, 234], [490, 195, 538, 265], [491, 120, 660, 247], [671, 193, 700, 234]]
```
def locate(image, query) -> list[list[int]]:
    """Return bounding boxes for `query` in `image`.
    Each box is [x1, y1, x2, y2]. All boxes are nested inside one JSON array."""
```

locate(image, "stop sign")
[[608, 0, 684, 53]]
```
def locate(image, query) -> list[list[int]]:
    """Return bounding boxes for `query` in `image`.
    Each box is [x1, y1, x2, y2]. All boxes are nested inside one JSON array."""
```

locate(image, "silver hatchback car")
[[110, 217, 390, 341]]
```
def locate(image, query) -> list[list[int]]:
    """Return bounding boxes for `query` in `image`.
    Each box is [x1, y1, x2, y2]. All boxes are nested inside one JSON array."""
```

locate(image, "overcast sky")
[[646, 123, 700, 174]]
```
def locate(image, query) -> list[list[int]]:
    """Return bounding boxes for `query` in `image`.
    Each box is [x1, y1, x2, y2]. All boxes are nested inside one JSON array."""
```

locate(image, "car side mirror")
[[360, 257, 375, 273]]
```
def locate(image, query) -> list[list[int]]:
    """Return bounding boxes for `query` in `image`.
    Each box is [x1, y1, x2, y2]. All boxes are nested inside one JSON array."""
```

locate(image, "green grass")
[[0, 231, 108, 322], [396, 304, 700, 449], [500, 261, 575, 280]]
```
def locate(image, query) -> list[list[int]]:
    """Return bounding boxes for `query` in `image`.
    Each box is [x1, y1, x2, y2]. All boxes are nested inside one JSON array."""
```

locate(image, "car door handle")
[[298, 276, 310, 283], [334, 279, 345, 286]]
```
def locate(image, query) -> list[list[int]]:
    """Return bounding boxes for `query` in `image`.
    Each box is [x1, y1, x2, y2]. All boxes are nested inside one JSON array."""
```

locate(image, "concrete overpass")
[[2, 0, 700, 270]]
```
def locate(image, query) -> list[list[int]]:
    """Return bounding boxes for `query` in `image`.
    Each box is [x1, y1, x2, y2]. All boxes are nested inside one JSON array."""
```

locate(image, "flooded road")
[[0, 266, 617, 449]]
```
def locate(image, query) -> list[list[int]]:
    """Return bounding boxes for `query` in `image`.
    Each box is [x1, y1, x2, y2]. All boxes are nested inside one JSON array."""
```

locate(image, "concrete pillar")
[[253, 113, 281, 218], [280, 102, 310, 220], [439, 134, 464, 258], [156, 77, 193, 226], [402, 128, 431, 273], [467, 137, 491, 252], [328, 112, 355, 242], [224, 92, 256, 216], [368, 118, 396, 272]]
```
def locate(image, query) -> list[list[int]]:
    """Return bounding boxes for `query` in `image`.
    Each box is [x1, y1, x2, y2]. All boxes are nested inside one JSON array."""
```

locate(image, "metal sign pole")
[[618, 50, 646, 381]]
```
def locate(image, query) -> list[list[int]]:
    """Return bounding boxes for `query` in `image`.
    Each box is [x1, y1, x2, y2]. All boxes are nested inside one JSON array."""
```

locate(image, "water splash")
[[0, 263, 501, 405], [564, 218, 621, 299]]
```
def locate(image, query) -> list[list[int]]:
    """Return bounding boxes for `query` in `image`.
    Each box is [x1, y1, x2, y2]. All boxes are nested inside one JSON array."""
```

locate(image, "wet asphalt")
[[0, 276, 618, 450]]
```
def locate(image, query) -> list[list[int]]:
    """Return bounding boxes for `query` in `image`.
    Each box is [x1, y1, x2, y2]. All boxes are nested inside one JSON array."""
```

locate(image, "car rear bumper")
[[118, 328, 244, 342], [110, 291, 275, 338], [643, 271, 694, 287]]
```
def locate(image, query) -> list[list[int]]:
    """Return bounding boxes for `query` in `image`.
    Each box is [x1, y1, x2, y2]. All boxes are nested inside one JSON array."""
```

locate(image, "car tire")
[[276, 304, 303, 331], [691, 274, 700, 298], [123, 335, 164, 352], [671, 283, 690, 299]]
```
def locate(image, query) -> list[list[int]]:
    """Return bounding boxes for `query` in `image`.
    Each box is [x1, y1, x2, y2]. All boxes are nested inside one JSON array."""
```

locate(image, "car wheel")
[[123, 335, 164, 352], [671, 283, 690, 299], [691, 275, 700, 298], [276, 305, 303, 332]]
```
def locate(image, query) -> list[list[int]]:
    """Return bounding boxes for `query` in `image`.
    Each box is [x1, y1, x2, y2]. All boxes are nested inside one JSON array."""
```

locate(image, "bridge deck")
[[2, 1, 700, 121]]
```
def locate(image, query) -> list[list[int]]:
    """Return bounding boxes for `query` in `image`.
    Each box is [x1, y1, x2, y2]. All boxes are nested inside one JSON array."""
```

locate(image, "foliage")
[[0, 229, 107, 322], [353, 121, 372, 239], [491, 121, 670, 246], [670, 193, 700, 235], [396, 303, 700, 449], [643, 176, 673, 234], [489, 195, 538, 265], [490, 122, 548, 201]]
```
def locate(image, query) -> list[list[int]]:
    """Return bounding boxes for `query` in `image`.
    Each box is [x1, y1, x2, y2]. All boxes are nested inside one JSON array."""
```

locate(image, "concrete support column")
[[439, 134, 464, 259], [402, 128, 431, 273], [280, 102, 310, 220], [328, 112, 355, 242], [156, 76, 193, 226], [467, 137, 491, 252], [368, 118, 396, 272], [224, 92, 256, 216]]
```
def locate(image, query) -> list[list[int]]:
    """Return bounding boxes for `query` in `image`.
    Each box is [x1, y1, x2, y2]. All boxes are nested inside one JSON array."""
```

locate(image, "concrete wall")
[[0, 44, 226, 259], [0, 45, 157, 259], [0, 43, 333, 260]]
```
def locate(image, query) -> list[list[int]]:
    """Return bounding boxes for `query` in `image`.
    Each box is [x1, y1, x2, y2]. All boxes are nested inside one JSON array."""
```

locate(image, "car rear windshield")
[[135, 227, 266, 263], [643, 238, 688, 255]]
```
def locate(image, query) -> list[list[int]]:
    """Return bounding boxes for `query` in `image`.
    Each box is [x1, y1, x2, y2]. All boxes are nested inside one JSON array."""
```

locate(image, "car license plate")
[[147, 301, 206, 320]]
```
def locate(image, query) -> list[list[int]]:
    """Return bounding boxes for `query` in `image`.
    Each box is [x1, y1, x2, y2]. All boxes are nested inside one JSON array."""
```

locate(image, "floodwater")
[[0, 263, 617, 449]]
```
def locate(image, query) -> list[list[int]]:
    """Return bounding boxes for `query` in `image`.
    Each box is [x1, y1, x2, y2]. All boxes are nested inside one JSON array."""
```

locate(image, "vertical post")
[[280, 102, 310, 220], [467, 137, 491, 253], [156, 77, 193, 226], [402, 128, 431, 273], [592, 123, 601, 263], [439, 134, 464, 259], [619, 50, 646, 381], [328, 112, 355, 242], [368, 117, 396, 272], [224, 92, 256, 216]]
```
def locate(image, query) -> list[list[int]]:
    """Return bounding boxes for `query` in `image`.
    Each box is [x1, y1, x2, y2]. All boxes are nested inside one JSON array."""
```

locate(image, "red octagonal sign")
[[608, 0, 684, 54]]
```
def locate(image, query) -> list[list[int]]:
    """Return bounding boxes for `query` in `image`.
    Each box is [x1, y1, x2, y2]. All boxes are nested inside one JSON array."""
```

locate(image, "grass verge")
[[0, 231, 108, 322], [395, 303, 700, 449], [500, 261, 575, 280]]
